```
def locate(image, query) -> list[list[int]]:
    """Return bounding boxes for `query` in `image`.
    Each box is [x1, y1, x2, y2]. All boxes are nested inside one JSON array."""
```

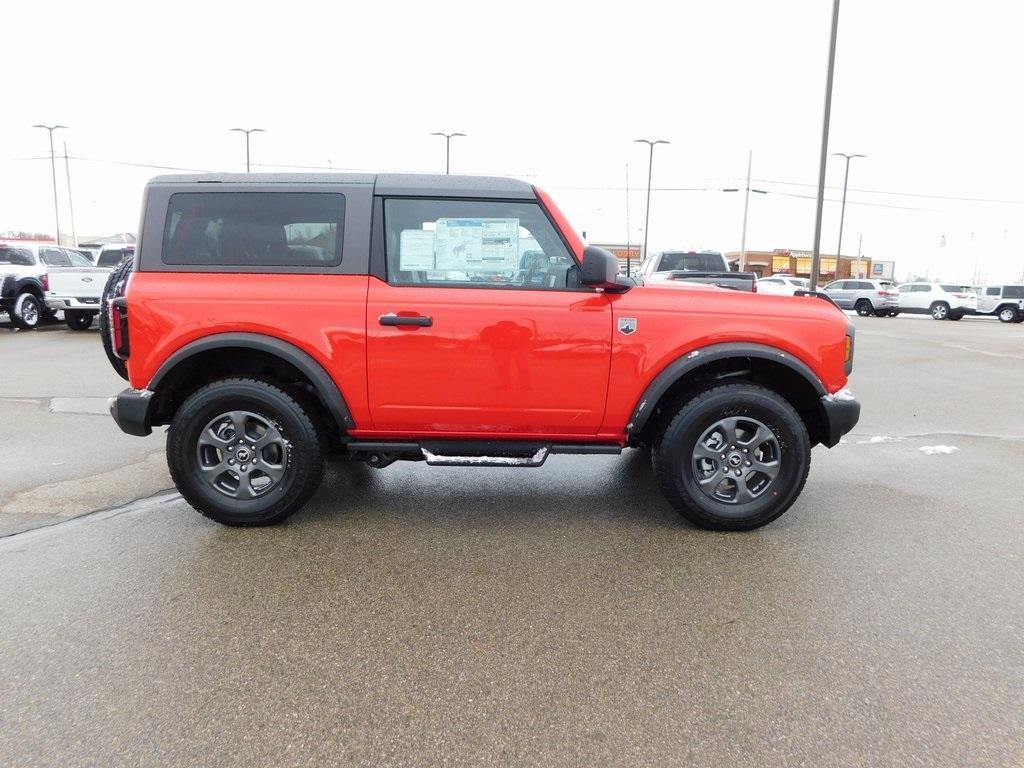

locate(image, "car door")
[[898, 283, 921, 311], [977, 287, 999, 314], [824, 280, 851, 308], [365, 196, 612, 436]]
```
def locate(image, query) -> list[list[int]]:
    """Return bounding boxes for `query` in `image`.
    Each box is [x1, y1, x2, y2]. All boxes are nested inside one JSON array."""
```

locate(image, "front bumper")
[[820, 390, 860, 448], [109, 388, 155, 437]]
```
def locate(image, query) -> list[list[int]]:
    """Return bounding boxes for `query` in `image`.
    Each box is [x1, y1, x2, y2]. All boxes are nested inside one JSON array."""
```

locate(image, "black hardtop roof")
[[147, 172, 536, 199]]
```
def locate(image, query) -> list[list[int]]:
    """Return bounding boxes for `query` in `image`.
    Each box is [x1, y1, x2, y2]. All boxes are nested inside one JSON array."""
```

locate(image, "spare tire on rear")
[[99, 256, 134, 381]]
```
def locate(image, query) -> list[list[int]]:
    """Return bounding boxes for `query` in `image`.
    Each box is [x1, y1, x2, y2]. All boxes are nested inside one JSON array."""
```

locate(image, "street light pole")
[[230, 128, 265, 172], [809, 0, 842, 291], [635, 138, 669, 262], [430, 132, 466, 174], [723, 153, 767, 273], [833, 152, 865, 266], [32, 124, 68, 244]]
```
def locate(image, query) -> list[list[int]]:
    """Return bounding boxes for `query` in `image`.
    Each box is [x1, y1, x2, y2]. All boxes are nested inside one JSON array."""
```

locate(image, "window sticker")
[[399, 229, 436, 270], [435, 218, 519, 272]]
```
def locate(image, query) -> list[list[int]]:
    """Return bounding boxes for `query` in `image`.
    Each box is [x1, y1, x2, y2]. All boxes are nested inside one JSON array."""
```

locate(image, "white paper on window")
[[399, 229, 436, 270], [435, 218, 519, 272]]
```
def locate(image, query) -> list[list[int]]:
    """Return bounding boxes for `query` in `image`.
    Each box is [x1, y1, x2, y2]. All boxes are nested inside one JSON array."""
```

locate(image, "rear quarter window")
[[162, 192, 345, 268], [1003, 286, 1024, 299]]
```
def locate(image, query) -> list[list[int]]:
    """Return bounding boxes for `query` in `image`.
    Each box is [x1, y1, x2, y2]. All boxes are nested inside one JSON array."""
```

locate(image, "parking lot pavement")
[[0, 321, 170, 536], [1, 315, 1022, 766]]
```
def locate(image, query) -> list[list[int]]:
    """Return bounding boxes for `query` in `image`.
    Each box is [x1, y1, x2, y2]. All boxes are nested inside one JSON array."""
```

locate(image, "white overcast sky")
[[3, 0, 1023, 282]]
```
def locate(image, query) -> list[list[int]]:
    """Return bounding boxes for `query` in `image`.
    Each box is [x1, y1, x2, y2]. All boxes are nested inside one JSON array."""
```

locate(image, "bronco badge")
[[618, 317, 637, 335]]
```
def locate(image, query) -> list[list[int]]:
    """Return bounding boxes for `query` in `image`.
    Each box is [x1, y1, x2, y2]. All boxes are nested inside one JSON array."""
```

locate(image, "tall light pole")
[[230, 128, 265, 172], [32, 124, 68, 244], [634, 138, 669, 262], [63, 141, 77, 248], [833, 152, 865, 265], [430, 132, 466, 174], [809, 0, 842, 290]]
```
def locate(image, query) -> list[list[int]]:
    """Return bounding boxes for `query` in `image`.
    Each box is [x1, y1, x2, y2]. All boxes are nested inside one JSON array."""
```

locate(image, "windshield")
[[790, 278, 810, 287], [0, 245, 35, 266], [658, 252, 724, 272]]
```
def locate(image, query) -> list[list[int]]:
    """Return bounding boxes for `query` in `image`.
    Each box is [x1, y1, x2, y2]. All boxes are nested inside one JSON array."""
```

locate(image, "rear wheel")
[[651, 383, 811, 531], [10, 293, 41, 329], [65, 310, 96, 330], [997, 306, 1019, 323], [167, 378, 325, 526], [855, 299, 874, 317], [889, 310, 900, 317], [948, 312, 964, 321], [930, 302, 950, 320]]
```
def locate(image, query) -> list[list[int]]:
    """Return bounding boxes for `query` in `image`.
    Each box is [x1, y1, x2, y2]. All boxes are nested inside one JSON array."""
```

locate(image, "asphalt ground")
[[1, 311, 1022, 766]]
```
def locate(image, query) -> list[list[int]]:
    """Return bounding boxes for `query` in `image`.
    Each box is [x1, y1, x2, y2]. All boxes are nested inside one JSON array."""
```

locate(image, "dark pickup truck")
[[638, 250, 757, 291]]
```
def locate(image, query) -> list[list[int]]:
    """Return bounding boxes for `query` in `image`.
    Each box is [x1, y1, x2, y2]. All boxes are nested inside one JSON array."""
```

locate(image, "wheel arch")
[[148, 333, 354, 435], [627, 343, 829, 448]]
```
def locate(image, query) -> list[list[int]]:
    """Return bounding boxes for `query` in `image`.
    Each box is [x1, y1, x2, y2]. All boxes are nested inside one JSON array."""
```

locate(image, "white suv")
[[896, 283, 977, 321], [975, 285, 1024, 323], [756, 275, 810, 295]]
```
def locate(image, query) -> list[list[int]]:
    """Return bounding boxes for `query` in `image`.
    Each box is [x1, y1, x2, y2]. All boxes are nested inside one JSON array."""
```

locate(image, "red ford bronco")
[[107, 173, 859, 530]]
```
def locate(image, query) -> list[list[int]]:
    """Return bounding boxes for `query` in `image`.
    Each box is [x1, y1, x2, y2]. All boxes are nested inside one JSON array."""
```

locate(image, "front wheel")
[[855, 300, 874, 317], [167, 378, 325, 526], [998, 306, 1019, 323], [652, 383, 811, 531], [930, 302, 950, 320], [65, 310, 96, 330], [10, 293, 41, 329]]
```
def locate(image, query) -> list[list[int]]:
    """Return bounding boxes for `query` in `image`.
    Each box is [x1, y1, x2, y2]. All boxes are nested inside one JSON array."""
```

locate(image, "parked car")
[[756, 275, 811, 295], [822, 279, 899, 316], [974, 285, 1024, 323], [639, 250, 757, 291], [0, 241, 90, 328], [45, 260, 117, 330], [107, 173, 859, 532], [94, 244, 135, 268], [896, 282, 977, 320]]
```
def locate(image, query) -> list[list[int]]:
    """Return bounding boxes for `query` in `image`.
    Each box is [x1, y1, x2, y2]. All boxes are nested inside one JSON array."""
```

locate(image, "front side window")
[[383, 198, 577, 289], [163, 192, 344, 268], [40, 248, 71, 267], [985, 287, 1000, 296]]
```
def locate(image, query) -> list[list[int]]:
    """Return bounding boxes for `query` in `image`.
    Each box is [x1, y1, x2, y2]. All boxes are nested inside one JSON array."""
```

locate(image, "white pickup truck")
[[45, 264, 114, 330]]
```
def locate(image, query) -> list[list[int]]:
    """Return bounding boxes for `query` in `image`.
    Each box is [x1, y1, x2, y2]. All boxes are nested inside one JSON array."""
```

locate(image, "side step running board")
[[421, 446, 550, 467]]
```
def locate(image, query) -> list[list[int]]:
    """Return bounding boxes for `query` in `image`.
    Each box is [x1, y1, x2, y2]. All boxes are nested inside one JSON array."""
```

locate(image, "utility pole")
[[833, 152, 866, 269], [625, 163, 632, 276], [723, 152, 767, 272], [634, 138, 670, 262], [855, 233, 863, 279], [230, 128, 265, 172], [63, 141, 78, 248], [32, 124, 68, 244], [430, 132, 466, 174], [809, 0, 841, 291]]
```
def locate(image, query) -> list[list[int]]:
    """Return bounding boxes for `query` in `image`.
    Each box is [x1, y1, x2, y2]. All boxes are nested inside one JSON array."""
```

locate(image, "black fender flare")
[[149, 332, 355, 430], [1, 275, 45, 300], [625, 342, 826, 436]]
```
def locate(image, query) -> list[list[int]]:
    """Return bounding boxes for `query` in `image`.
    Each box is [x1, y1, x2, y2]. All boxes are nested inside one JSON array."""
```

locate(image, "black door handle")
[[379, 313, 432, 327]]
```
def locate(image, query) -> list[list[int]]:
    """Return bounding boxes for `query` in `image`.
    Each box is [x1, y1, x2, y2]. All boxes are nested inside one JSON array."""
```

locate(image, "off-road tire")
[[930, 302, 950, 320], [99, 256, 133, 380], [65, 310, 95, 330], [168, 378, 325, 526], [10, 292, 41, 329], [855, 300, 873, 317], [651, 383, 811, 531]]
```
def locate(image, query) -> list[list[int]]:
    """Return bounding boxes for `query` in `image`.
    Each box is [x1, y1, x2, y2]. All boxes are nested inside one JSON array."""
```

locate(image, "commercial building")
[[725, 249, 894, 281]]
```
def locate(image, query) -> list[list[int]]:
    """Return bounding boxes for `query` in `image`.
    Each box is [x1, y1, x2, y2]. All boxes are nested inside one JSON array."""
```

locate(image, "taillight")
[[109, 299, 130, 359], [878, 290, 893, 296], [41, 274, 49, 292], [954, 293, 968, 299]]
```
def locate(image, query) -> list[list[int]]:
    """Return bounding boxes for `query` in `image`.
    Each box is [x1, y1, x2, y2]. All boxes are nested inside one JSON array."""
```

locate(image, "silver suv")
[[975, 285, 1024, 323], [822, 279, 899, 317]]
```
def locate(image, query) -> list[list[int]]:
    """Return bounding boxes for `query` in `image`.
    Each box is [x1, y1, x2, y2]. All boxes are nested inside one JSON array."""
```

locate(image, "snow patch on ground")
[[919, 445, 959, 455], [857, 435, 906, 445]]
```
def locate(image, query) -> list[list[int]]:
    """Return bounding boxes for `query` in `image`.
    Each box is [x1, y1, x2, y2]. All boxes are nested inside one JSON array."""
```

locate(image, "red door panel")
[[365, 278, 612, 436]]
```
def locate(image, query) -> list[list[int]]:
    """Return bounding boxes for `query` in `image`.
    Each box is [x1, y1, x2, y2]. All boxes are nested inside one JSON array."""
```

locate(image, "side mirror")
[[581, 245, 631, 292]]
